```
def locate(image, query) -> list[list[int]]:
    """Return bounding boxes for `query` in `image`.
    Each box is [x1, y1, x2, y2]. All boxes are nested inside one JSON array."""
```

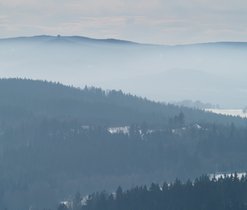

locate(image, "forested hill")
[[1, 78, 247, 209], [80, 174, 247, 210], [0, 78, 245, 126]]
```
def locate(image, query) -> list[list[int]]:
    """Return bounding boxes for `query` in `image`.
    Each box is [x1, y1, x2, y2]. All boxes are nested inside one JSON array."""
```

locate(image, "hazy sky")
[[1, 0, 247, 44]]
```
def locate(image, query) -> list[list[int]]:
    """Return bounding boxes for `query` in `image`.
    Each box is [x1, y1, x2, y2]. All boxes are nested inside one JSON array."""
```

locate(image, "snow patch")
[[108, 126, 130, 135]]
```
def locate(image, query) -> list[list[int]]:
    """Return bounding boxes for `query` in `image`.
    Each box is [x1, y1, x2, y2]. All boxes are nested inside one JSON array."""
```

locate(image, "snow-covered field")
[[205, 109, 247, 118]]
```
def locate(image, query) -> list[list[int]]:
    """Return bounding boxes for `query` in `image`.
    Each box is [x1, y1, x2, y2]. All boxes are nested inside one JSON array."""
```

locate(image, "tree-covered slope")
[[0, 78, 245, 126], [0, 78, 247, 210], [81, 174, 247, 210]]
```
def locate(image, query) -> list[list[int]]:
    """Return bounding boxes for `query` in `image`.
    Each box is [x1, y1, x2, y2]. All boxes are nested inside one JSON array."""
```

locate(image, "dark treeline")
[[0, 79, 247, 209], [0, 78, 245, 126], [78, 174, 247, 210], [1, 119, 247, 209]]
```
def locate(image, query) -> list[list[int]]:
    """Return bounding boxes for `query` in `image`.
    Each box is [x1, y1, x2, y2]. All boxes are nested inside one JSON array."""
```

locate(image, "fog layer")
[[0, 35, 246, 108]]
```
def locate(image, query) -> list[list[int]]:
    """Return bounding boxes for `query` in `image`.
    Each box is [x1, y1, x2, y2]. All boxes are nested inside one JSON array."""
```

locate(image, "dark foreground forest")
[[70, 174, 247, 210], [0, 79, 247, 209]]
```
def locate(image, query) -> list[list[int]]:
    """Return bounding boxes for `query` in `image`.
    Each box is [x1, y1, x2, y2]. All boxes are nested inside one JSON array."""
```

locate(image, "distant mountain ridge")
[[2, 35, 247, 47], [0, 36, 247, 108], [0, 35, 140, 46]]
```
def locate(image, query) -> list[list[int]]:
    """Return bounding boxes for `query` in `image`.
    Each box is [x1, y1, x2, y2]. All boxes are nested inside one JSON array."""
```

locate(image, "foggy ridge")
[[0, 35, 247, 108]]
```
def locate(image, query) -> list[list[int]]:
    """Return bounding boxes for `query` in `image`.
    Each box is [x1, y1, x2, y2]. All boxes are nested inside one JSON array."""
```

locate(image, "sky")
[[1, 0, 247, 44]]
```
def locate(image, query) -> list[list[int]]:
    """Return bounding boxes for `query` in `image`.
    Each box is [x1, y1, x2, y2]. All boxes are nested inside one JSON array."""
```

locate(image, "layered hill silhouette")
[[0, 78, 244, 126], [0, 35, 247, 107]]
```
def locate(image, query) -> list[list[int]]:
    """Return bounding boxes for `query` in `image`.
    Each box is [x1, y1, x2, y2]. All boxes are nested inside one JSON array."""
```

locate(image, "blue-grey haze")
[[0, 35, 246, 108]]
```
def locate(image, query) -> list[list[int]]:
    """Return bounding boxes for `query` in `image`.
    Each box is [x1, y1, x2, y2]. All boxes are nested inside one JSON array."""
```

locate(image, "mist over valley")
[[0, 35, 246, 108]]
